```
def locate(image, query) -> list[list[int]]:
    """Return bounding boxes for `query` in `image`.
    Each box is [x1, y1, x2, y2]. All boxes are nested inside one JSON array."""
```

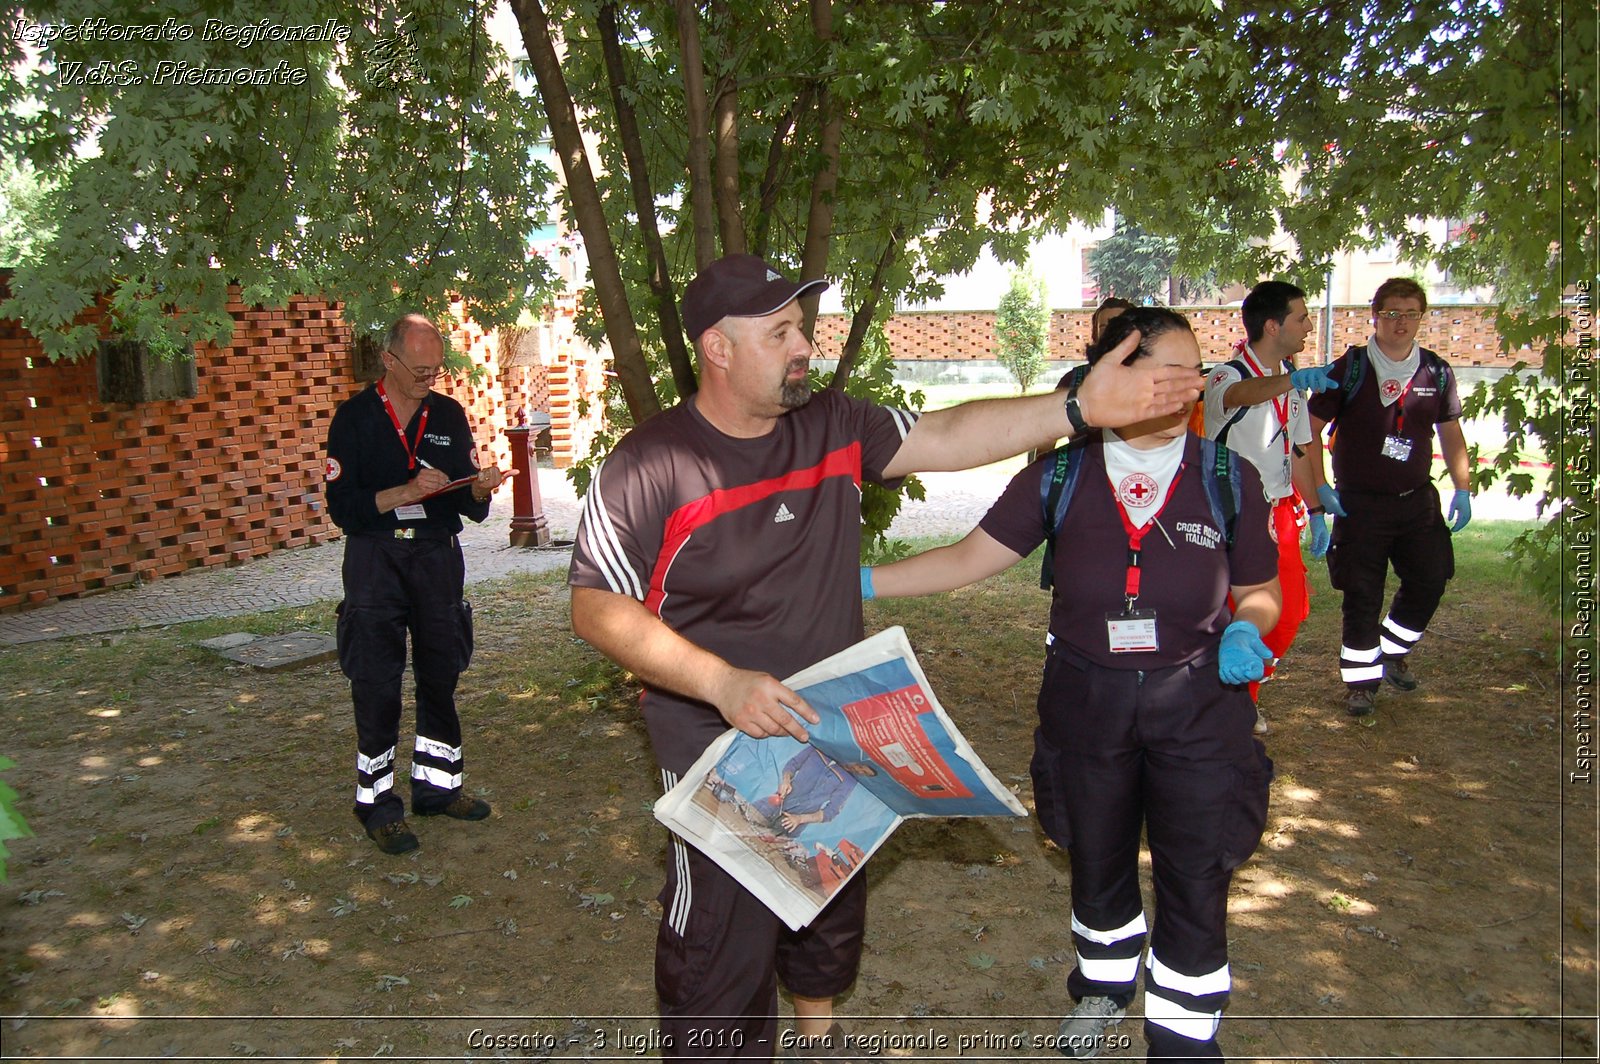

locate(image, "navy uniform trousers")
[[1031, 644, 1272, 1063], [336, 532, 474, 828], [1325, 484, 1454, 689]]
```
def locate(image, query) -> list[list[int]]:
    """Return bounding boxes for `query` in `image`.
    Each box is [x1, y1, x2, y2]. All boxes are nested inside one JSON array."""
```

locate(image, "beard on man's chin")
[[780, 379, 813, 410]]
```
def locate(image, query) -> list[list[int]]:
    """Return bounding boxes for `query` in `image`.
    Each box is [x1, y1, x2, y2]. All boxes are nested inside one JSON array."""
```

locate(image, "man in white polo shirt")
[[1203, 281, 1336, 729]]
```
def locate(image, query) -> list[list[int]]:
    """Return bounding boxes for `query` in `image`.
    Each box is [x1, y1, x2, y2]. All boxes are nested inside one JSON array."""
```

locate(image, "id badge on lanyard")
[[1104, 466, 1184, 654], [1381, 435, 1414, 462], [1106, 609, 1159, 653], [1383, 379, 1416, 463]]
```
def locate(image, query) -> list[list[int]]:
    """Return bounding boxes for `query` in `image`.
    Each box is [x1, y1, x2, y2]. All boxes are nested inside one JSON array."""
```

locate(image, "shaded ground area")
[[0, 524, 1593, 1062]]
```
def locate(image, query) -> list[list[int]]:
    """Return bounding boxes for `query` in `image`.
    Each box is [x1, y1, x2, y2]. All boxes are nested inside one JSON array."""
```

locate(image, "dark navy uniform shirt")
[[980, 433, 1278, 671], [324, 384, 490, 535], [1306, 347, 1461, 495]]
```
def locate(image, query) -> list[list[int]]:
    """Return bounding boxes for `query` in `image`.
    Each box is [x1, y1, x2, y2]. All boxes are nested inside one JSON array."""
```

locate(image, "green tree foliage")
[[995, 265, 1049, 394], [1, 2, 558, 358], [1088, 217, 1220, 305], [518, 0, 1592, 595], [1089, 219, 1179, 304]]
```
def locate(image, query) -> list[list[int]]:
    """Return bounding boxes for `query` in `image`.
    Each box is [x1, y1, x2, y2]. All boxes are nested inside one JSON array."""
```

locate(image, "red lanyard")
[[1240, 348, 1292, 458], [1111, 464, 1185, 609], [376, 381, 429, 471], [1391, 377, 1416, 434]]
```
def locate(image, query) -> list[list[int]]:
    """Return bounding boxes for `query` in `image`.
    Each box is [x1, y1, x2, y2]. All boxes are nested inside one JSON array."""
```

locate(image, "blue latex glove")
[[1448, 490, 1472, 532], [860, 566, 876, 600], [1307, 512, 1331, 558], [1289, 365, 1337, 393], [1317, 483, 1347, 518], [1219, 621, 1274, 685]]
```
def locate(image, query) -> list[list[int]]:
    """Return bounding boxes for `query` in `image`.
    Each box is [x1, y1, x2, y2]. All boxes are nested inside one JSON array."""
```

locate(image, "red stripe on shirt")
[[644, 443, 863, 615]]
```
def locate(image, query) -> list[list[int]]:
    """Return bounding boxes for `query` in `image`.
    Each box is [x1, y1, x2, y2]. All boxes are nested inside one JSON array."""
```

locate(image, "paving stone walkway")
[[0, 466, 1538, 645]]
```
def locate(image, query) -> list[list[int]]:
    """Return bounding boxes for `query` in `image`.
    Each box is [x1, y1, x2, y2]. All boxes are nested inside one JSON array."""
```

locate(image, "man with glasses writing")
[[1306, 279, 1473, 718], [324, 313, 510, 854]]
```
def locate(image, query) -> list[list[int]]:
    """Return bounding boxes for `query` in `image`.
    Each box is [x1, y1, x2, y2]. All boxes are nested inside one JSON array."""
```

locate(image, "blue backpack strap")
[[1420, 347, 1451, 394], [1038, 437, 1090, 590], [1211, 357, 1254, 448], [1198, 437, 1241, 548], [1324, 345, 1366, 442], [1340, 345, 1366, 407]]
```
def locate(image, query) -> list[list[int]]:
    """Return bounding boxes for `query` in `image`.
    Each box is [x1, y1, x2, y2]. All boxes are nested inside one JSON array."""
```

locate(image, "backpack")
[[1037, 435, 1243, 590], [1208, 357, 1254, 448]]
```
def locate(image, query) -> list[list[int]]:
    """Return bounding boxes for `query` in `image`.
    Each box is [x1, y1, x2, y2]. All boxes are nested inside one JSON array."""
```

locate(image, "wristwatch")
[[1063, 381, 1091, 435]]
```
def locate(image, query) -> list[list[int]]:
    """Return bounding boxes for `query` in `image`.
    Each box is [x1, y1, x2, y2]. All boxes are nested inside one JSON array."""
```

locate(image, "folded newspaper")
[[654, 626, 1026, 930]]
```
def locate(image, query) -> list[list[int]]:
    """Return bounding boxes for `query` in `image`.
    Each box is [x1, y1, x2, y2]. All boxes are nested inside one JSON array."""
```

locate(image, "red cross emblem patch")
[[325, 457, 342, 481], [1382, 378, 1403, 400], [1119, 473, 1158, 509]]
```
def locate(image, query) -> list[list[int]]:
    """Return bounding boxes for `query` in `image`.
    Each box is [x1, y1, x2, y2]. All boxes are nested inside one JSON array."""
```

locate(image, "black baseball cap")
[[681, 254, 829, 341]]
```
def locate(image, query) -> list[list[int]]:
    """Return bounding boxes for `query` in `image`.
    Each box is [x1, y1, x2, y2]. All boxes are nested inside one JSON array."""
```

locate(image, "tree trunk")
[[509, 0, 661, 424], [798, 0, 841, 337], [751, 85, 813, 260], [710, 0, 746, 257], [676, 0, 718, 269], [597, 1, 697, 398], [830, 223, 904, 389]]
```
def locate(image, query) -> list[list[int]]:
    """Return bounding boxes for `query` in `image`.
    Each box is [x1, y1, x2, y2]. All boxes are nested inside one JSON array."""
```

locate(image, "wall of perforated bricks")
[[0, 284, 603, 612], [0, 292, 352, 611], [816, 304, 1532, 368]]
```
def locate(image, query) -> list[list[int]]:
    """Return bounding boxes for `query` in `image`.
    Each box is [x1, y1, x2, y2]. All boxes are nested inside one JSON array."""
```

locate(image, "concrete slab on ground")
[[208, 631, 339, 671]]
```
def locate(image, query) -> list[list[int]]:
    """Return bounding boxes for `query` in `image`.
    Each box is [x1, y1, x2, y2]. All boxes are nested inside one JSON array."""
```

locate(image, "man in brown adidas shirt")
[[568, 253, 1202, 1060]]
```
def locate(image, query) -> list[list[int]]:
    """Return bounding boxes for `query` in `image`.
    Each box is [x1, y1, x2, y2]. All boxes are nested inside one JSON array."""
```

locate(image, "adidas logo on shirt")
[[773, 503, 796, 524]]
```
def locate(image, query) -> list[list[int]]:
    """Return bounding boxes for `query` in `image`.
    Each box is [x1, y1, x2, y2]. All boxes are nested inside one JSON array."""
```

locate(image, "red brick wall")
[[0, 287, 600, 612], [816, 305, 1533, 368], [0, 292, 351, 610]]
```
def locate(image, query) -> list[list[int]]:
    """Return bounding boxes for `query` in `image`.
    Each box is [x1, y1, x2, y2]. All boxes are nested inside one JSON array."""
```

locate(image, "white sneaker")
[[1054, 995, 1126, 1058], [1253, 709, 1270, 735]]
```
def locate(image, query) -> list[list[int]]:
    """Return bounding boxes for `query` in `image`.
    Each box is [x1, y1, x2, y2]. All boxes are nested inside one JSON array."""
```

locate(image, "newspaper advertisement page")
[[654, 627, 1024, 930], [784, 627, 1026, 819]]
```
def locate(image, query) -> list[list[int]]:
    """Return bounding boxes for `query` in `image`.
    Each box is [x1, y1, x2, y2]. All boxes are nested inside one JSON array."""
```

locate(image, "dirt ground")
[[0, 545, 1595, 1062]]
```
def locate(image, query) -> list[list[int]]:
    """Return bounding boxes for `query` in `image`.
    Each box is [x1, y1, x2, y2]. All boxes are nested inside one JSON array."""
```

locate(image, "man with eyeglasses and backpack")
[[324, 313, 511, 854], [1306, 279, 1474, 718]]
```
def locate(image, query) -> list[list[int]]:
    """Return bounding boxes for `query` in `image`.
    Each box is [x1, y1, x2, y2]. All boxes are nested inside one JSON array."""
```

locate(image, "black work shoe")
[[1346, 688, 1376, 717], [367, 819, 420, 855], [1384, 657, 1419, 691], [416, 796, 491, 821]]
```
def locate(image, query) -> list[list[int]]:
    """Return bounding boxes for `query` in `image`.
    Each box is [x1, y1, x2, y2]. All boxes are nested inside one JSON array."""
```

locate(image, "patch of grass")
[[1447, 518, 1539, 573]]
